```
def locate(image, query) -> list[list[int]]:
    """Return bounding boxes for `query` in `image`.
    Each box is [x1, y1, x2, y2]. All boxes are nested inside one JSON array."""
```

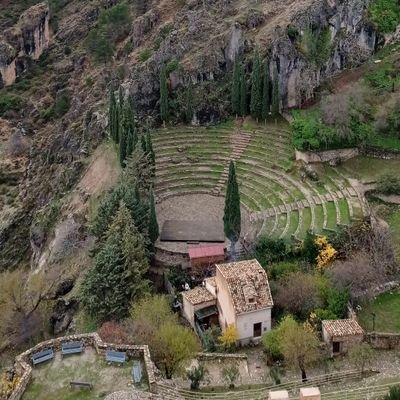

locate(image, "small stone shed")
[[322, 319, 365, 356], [188, 245, 225, 270], [299, 387, 321, 400]]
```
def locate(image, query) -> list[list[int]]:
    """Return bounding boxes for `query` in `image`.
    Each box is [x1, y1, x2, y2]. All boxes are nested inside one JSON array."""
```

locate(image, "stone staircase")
[[211, 130, 253, 196]]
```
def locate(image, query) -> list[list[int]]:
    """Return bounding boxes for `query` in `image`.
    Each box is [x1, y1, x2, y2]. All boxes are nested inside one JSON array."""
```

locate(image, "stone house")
[[182, 259, 273, 344], [322, 319, 365, 356]]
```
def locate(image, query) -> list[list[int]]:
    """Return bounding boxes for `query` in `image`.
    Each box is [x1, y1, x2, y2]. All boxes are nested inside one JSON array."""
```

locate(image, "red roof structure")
[[188, 245, 224, 260]]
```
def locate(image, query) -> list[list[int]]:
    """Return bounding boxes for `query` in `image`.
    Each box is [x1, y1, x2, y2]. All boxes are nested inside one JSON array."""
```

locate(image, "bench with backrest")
[[105, 350, 127, 364], [70, 381, 93, 390], [31, 348, 54, 365], [132, 360, 142, 384], [62, 341, 84, 356]]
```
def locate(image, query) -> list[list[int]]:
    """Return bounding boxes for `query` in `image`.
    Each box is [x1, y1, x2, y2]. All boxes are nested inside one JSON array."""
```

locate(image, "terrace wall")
[[7, 333, 157, 400], [367, 332, 400, 350]]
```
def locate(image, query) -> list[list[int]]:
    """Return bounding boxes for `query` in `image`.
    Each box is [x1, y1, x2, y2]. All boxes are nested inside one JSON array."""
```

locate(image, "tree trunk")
[[301, 368, 307, 383]]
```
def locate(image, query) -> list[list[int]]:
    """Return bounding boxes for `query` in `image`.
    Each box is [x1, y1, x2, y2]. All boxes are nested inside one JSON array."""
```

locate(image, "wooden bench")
[[132, 360, 142, 384], [105, 350, 127, 365], [62, 341, 84, 356], [31, 348, 54, 365], [70, 381, 93, 390]]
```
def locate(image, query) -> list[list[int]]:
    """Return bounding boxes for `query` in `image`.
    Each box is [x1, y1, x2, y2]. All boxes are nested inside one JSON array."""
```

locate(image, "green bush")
[[369, 0, 400, 33], [255, 236, 292, 267], [166, 57, 179, 74], [268, 261, 301, 280], [298, 27, 332, 66], [292, 111, 321, 151], [376, 174, 400, 195], [139, 48, 152, 62], [365, 64, 400, 92], [53, 94, 70, 117], [0, 93, 24, 116], [385, 385, 400, 400], [86, 29, 113, 63], [98, 3, 131, 41]]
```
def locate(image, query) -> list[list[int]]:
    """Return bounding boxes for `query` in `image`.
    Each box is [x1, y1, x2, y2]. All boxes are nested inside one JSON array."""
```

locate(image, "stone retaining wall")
[[367, 332, 400, 350], [295, 148, 359, 164], [7, 333, 156, 400], [363, 146, 400, 160], [197, 352, 247, 360]]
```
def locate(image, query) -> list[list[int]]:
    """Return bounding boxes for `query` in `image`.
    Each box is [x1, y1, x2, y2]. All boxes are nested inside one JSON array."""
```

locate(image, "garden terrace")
[[152, 119, 365, 240]]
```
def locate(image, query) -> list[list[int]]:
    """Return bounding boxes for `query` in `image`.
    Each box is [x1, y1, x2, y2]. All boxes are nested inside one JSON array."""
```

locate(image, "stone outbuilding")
[[322, 319, 365, 356], [269, 389, 289, 400]]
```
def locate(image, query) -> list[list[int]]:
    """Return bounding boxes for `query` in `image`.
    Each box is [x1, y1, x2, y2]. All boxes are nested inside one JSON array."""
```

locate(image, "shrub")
[[203, 326, 222, 352], [86, 29, 113, 63], [255, 236, 291, 267], [97, 321, 128, 344], [268, 261, 300, 281], [0, 93, 24, 116], [292, 111, 322, 151], [369, 0, 400, 33], [53, 94, 70, 117], [218, 324, 238, 352], [385, 385, 400, 400], [366, 64, 399, 92], [298, 27, 332, 66], [166, 57, 179, 74], [98, 3, 131, 41], [187, 364, 208, 390], [377, 174, 400, 195], [138, 48, 152, 62], [221, 363, 239, 389]]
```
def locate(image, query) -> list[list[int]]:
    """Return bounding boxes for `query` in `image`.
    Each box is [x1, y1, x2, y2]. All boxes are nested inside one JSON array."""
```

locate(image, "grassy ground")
[[22, 349, 145, 400], [338, 157, 400, 182], [357, 291, 400, 333]]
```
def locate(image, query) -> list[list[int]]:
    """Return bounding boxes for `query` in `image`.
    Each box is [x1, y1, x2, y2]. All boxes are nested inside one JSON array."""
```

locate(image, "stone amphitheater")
[[153, 118, 367, 242]]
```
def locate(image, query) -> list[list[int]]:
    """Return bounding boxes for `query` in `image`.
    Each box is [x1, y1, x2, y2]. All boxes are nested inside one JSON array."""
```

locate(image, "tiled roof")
[[188, 245, 224, 259], [215, 259, 273, 314], [182, 287, 215, 305], [322, 319, 365, 337]]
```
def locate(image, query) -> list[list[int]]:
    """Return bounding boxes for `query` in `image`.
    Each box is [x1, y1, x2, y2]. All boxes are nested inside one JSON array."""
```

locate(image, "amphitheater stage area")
[[160, 220, 225, 242]]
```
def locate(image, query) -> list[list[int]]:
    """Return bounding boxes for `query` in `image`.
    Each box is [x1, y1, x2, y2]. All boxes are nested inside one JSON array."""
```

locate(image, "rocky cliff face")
[[271, 0, 377, 108], [0, 3, 50, 87], [125, 0, 377, 118]]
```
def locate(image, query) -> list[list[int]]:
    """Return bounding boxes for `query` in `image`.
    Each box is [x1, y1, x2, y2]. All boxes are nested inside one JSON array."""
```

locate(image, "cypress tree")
[[231, 55, 241, 116], [239, 64, 247, 117], [223, 161, 241, 258], [146, 131, 155, 175], [109, 89, 117, 141], [261, 57, 270, 121], [271, 66, 280, 117], [141, 134, 147, 154], [160, 64, 169, 124], [250, 48, 262, 120], [185, 80, 194, 123], [148, 189, 159, 246], [115, 87, 124, 144], [124, 97, 137, 158], [119, 125, 127, 167]]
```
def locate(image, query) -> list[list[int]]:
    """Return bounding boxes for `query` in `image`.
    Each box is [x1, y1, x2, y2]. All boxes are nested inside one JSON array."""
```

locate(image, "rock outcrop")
[[0, 3, 50, 87]]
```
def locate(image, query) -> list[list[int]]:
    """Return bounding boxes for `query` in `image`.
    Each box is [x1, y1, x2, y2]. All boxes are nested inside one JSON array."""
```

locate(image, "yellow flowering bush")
[[314, 235, 337, 271]]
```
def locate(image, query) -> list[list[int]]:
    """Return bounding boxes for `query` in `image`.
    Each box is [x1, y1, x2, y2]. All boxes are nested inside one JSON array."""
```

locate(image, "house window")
[[332, 341, 341, 353], [253, 322, 262, 338]]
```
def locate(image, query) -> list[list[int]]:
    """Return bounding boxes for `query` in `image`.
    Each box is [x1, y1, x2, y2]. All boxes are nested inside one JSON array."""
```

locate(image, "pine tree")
[[109, 89, 117, 141], [250, 48, 262, 120], [231, 55, 241, 116], [239, 64, 247, 117], [80, 202, 149, 322], [261, 57, 270, 121], [185, 80, 194, 123], [148, 189, 159, 246], [271, 66, 280, 117], [160, 64, 169, 123], [223, 161, 241, 258]]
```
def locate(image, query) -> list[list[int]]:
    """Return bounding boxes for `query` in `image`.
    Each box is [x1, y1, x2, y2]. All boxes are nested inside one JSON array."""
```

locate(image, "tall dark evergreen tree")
[[185, 80, 194, 123], [271, 66, 280, 117], [250, 49, 262, 120], [148, 189, 159, 247], [124, 97, 137, 158], [261, 57, 271, 121], [109, 89, 117, 141], [239, 64, 247, 117], [223, 161, 241, 258], [119, 125, 127, 167], [231, 55, 241, 116], [137, 0, 148, 15], [160, 64, 169, 124], [115, 86, 124, 144], [80, 202, 149, 322], [141, 134, 147, 153], [146, 131, 155, 176]]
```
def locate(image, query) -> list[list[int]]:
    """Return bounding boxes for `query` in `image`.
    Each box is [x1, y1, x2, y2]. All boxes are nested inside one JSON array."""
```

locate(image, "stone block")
[[269, 389, 289, 400], [299, 387, 321, 400]]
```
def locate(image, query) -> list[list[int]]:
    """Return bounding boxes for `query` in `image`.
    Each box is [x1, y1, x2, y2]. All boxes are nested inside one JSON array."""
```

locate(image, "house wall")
[[215, 268, 236, 330], [182, 297, 216, 329], [205, 280, 216, 297], [190, 254, 225, 269], [236, 308, 272, 344]]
